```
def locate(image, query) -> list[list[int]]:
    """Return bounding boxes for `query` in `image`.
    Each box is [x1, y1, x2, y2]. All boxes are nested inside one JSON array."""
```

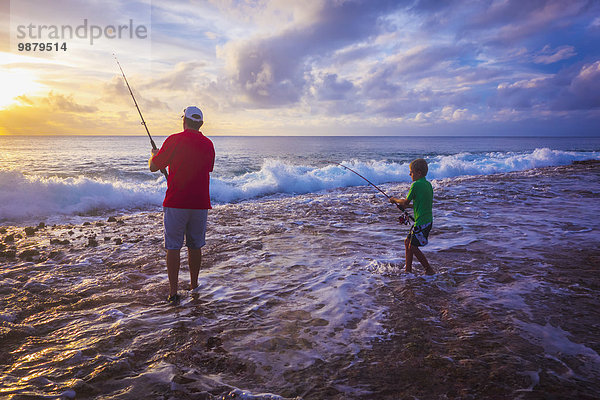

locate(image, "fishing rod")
[[333, 161, 414, 224], [113, 54, 168, 180]]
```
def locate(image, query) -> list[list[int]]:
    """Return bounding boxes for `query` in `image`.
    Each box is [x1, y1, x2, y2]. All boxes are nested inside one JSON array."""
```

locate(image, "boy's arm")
[[390, 196, 411, 208]]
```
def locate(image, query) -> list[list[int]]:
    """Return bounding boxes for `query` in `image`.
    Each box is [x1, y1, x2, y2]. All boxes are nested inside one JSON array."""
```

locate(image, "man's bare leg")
[[166, 249, 181, 296], [188, 248, 202, 290]]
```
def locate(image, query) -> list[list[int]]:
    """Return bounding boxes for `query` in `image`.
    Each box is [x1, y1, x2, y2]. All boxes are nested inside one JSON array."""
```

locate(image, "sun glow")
[[0, 68, 44, 109]]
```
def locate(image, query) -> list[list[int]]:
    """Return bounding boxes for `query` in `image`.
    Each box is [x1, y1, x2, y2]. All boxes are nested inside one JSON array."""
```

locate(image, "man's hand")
[[149, 149, 160, 172]]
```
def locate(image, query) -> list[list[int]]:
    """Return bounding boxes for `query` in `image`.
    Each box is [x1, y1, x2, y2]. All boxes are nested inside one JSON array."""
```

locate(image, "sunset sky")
[[1, 0, 599, 136]]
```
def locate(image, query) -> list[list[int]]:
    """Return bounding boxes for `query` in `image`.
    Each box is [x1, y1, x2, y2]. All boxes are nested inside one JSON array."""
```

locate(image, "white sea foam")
[[1, 148, 597, 222], [213, 148, 598, 202], [0, 171, 163, 222], [427, 148, 599, 179], [516, 321, 600, 372]]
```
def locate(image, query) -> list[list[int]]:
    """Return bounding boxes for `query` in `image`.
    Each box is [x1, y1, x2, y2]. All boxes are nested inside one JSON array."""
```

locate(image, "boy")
[[390, 158, 435, 275]]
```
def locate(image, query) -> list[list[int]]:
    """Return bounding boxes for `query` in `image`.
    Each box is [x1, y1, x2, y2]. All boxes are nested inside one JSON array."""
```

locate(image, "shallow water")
[[1, 161, 599, 399]]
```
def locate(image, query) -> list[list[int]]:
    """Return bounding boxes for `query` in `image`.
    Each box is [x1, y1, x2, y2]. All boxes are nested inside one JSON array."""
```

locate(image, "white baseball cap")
[[183, 106, 203, 122]]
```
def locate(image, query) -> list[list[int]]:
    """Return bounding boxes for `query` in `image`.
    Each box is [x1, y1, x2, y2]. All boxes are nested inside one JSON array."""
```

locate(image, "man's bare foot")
[[190, 284, 200, 292]]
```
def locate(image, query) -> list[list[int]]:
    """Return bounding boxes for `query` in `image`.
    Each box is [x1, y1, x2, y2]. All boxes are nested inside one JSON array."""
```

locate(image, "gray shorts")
[[163, 207, 208, 250]]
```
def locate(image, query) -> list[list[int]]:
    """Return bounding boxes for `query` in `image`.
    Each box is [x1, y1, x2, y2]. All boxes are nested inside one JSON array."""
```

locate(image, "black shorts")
[[408, 222, 432, 247]]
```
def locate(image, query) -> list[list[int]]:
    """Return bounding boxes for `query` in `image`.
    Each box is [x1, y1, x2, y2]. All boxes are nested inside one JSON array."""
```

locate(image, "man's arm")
[[149, 148, 160, 172]]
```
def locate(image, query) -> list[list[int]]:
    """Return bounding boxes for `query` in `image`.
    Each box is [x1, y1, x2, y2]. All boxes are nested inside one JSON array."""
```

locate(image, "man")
[[149, 106, 215, 304]]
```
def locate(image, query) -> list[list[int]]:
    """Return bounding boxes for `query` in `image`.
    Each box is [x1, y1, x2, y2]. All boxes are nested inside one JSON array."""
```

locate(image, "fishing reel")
[[398, 212, 410, 225]]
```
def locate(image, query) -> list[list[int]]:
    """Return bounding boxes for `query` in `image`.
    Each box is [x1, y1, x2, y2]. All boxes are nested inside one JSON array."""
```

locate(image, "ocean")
[[1, 135, 600, 399], [1, 135, 599, 224]]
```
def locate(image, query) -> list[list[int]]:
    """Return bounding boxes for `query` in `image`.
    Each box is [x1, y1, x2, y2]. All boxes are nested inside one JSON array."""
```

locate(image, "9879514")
[[17, 42, 67, 51]]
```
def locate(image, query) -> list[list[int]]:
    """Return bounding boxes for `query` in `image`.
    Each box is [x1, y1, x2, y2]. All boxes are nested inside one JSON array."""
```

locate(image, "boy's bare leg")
[[188, 248, 202, 290], [166, 249, 181, 296], [404, 237, 414, 273], [412, 246, 434, 275]]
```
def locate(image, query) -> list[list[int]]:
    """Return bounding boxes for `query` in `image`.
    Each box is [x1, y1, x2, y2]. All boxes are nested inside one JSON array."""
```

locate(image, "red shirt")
[[152, 129, 215, 209]]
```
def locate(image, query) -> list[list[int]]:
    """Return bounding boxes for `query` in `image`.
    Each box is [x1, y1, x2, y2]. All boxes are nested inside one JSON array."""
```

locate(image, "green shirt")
[[406, 177, 433, 226]]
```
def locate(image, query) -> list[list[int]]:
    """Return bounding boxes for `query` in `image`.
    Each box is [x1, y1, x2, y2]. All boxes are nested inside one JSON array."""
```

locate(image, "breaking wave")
[[0, 172, 163, 222], [210, 147, 599, 202], [1, 148, 597, 222]]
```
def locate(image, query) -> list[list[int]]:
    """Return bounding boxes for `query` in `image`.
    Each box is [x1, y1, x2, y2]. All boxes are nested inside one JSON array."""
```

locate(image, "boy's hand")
[[390, 196, 409, 208], [151, 148, 159, 156]]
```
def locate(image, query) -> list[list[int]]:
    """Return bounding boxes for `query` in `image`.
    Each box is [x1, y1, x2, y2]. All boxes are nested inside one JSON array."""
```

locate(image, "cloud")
[[142, 61, 207, 91], [533, 45, 577, 64], [491, 61, 600, 112], [461, 0, 592, 44], [101, 76, 130, 101], [0, 92, 101, 134], [42, 91, 97, 113], [554, 60, 600, 110], [389, 44, 471, 79], [4, 0, 600, 135], [0, 87, 177, 135], [15, 95, 35, 105], [219, 0, 402, 107], [314, 73, 355, 101], [102, 75, 170, 111], [374, 96, 436, 118], [360, 68, 403, 101], [330, 43, 379, 66]]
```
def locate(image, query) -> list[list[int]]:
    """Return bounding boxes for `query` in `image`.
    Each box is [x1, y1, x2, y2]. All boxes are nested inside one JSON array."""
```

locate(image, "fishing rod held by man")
[[113, 53, 168, 179]]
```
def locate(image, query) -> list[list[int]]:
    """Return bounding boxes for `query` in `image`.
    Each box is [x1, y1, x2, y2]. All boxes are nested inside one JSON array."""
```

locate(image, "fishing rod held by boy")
[[333, 161, 414, 223]]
